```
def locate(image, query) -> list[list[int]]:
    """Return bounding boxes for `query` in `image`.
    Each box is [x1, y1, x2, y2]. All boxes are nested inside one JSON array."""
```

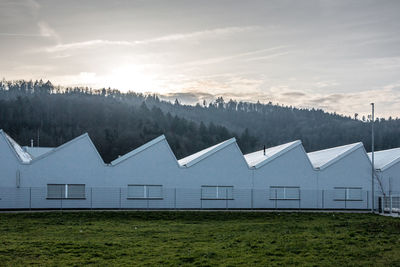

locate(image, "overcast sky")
[[1, 0, 400, 117]]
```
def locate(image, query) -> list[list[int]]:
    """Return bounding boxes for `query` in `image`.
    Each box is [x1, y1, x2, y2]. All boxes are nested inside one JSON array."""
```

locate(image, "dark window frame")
[[269, 186, 301, 200], [126, 184, 164, 200], [201, 185, 234, 200], [46, 184, 86, 200]]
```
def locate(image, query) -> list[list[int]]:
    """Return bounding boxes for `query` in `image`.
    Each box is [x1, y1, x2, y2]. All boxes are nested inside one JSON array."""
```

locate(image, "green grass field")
[[0, 211, 399, 266]]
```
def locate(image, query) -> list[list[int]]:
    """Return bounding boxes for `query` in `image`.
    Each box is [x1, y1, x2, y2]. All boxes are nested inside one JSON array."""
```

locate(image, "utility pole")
[[371, 103, 375, 213], [37, 128, 40, 147]]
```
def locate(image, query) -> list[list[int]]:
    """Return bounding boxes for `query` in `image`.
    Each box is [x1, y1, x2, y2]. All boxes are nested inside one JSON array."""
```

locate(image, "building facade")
[[0, 129, 391, 210]]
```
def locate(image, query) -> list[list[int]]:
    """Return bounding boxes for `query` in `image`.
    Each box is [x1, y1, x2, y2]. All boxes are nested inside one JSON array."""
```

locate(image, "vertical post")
[[119, 187, 122, 210], [390, 194, 393, 214], [251, 188, 254, 210], [90, 187, 93, 210], [298, 189, 301, 210], [174, 188, 177, 210], [29, 187, 32, 210], [146, 186, 149, 210], [200, 187, 203, 209], [322, 190, 324, 209], [371, 103, 375, 213], [225, 187, 228, 210]]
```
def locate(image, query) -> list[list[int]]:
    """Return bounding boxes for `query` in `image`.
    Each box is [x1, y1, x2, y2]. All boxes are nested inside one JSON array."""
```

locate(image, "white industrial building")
[[369, 148, 400, 195], [308, 143, 375, 209], [0, 129, 393, 210], [244, 140, 317, 209]]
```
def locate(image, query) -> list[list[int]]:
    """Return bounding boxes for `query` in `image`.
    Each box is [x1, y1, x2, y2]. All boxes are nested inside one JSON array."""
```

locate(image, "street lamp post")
[[371, 103, 375, 213]]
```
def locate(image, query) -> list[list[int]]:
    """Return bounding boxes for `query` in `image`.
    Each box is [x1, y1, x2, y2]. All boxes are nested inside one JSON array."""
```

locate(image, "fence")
[[0, 187, 384, 210], [379, 195, 400, 216]]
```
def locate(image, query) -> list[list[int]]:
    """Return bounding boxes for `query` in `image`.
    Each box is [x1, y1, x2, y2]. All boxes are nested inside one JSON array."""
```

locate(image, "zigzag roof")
[[307, 142, 363, 170], [23, 146, 54, 158], [0, 129, 32, 163], [244, 140, 301, 169], [111, 135, 168, 165], [29, 133, 105, 165], [368, 147, 400, 171], [178, 138, 236, 167]]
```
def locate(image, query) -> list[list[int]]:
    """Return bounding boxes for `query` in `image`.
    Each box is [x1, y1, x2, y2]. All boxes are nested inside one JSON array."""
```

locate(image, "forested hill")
[[1, 79, 400, 163]]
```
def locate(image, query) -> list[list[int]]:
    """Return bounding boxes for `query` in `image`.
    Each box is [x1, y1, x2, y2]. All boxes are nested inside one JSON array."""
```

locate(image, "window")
[[47, 184, 85, 199], [334, 187, 362, 201], [127, 185, 163, 199], [201, 186, 233, 200], [269, 186, 300, 200]]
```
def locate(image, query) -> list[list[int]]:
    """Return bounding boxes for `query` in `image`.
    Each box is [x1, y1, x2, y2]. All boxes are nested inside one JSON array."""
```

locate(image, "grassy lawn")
[[0, 211, 399, 266]]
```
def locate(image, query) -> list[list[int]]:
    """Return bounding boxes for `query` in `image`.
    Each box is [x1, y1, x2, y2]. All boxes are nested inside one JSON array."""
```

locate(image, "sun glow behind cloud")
[[1, 0, 400, 117], [60, 65, 164, 94]]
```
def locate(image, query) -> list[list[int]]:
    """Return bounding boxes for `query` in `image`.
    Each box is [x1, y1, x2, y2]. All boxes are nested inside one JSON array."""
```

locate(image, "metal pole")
[[251, 188, 254, 209], [226, 187, 228, 210], [322, 190, 324, 209], [174, 188, 177, 210], [29, 187, 32, 210], [119, 187, 122, 210], [146, 186, 149, 210], [200, 188, 202, 209], [90, 187, 93, 210], [298, 189, 301, 210], [371, 103, 375, 213]]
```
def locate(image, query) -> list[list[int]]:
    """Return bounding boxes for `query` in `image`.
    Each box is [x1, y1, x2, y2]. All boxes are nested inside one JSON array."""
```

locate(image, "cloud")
[[159, 92, 214, 104], [155, 78, 400, 117], [45, 40, 135, 52], [43, 26, 261, 53], [281, 92, 306, 97], [0, 2, 59, 41], [0, 33, 43, 37], [0, 22, 59, 39], [135, 26, 261, 44], [245, 51, 292, 61], [38, 21, 59, 41], [173, 46, 292, 68]]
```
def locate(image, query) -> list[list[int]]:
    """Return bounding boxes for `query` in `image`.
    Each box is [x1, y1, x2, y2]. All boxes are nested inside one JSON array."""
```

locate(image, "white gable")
[[111, 135, 167, 165], [23, 147, 54, 158], [307, 143, 363, 169], [178, 138, 236, 167], [2, 131, 32, 163], [368, 147, 400, 171], [244, 140, 301, 168]]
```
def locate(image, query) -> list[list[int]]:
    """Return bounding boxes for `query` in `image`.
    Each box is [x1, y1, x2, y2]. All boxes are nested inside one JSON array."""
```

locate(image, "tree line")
[[1, 79, 399, 163]]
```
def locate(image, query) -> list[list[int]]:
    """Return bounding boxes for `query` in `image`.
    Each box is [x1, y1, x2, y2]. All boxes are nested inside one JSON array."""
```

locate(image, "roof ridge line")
[[252, 140, 302, 169], [314, 142, 363, 170], [179, 138, 236, 167], [111, 135, 166, 166], [30, 133, 90, 163]]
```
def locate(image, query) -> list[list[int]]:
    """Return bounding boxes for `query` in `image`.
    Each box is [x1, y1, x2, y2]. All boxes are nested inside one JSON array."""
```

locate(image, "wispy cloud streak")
[[174, 46, 292, 68], [0, 33, 43, 37], [43, 26, 261, 52]]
